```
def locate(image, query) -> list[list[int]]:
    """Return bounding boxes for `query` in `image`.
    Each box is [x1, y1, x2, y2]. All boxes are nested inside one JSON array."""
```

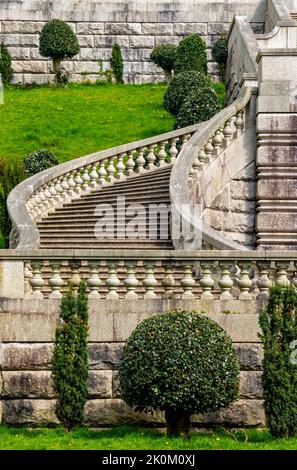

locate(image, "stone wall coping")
[[170, 85, 257, 251], [228, 16, 259, 74], [268, 0, 297, 26], [256, 48, 297, 62], [1, 248, 297, 261], [7, 123, 201, 250]]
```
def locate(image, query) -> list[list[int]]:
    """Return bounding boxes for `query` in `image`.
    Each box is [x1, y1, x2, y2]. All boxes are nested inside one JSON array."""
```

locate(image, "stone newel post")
[[256, 49, 297, 250]]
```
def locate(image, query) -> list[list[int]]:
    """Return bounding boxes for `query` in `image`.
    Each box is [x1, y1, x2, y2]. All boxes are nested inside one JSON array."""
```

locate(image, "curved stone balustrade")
[[1, 249, 296, 301], [170, 85, 257, 251], [7, 124, 200, 250]]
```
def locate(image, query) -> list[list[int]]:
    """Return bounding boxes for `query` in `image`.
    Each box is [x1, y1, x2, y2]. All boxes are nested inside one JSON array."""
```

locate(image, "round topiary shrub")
[[119, 311, 240, 437], [39, 19, 80, 81], [174, 34, 208, 75], [150, 44, 177, 83], [24, 149, 59, 177], [164, 70, 211, 117], [175, 87, 221, 129], [212, 33, 228, 82]]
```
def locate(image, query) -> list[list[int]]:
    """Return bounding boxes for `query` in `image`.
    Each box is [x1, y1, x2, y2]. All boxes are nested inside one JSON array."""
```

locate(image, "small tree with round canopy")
[[39, 19, 80, 79], [119, 311, 240, 437]]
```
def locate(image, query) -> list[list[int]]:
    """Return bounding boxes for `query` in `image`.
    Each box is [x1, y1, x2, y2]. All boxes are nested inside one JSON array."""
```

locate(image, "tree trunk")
[[165, 409, 191, 438], [163, 69, 172, 84], [53, 58, 61, 75]]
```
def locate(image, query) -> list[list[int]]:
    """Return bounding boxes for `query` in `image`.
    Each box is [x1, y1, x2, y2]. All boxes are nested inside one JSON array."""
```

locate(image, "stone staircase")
[[37, 165, 173, 249]]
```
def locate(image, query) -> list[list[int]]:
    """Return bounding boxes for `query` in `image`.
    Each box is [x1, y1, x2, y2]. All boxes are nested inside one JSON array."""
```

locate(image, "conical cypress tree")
[[110, 43, 124, 84], [259, 285, 297, 437], [52, 281, 89, 431], [0, 42, 13, 84]]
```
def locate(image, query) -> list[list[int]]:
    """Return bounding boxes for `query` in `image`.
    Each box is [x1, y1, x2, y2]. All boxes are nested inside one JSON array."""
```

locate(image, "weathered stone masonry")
[[0, 0, 265, 84]]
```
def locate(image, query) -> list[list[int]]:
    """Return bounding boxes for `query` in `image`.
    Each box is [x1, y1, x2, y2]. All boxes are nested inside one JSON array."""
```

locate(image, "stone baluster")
[[157, 141, 167, 167], [49, 262, 64, 299], [126, 151, 136, 176], [181, 134, 191, 149], [276, 262, 291, 288], [181, 262, 195, 299], [124, 261, 139, 299], [54, 177, 64, 203], [32, 191, 42, 214], [136, 148, 146, 173], [235, 110, 244, 134], [48, 181, 59, 205], [61, 174, 70, 199], [30, 261, 45, 299], [218, 262, 234, 299], [143, 262, 158, 298], [107, 157, 116, 183], [169, 138, 178, 162], [192, 154, 202, 174], [238, 262, 253, 300], [98, 160, 108, 186], [43, 184, 53, 209], [251, 263, 260, 298], [66, 172, 76, 198], [81, 165, 91, 191], [257, 262, 272, 299], [223, 119, 233, 143], [37, 187, 48, 213], [106, 261, 121, 299], [24, 261, 33, 297], [162, 263, 176, 298], [200, 263, 215, 299], [116, 153, 126, 180], [74, 170, 83, 196], [212, 128, 223, 153], [87, 261, 101, 298], [204, 138, 214, 161], [69, 262, 81, 295], [89, 163, 99, 189], [146, 145, 157, 171], [292, 262, 297, 289], [198, 147, 207, 166]]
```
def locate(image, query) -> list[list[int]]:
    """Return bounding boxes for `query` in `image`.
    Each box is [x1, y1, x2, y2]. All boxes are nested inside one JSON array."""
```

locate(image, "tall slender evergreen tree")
[[52, 281, 89, 431], [259, 285, 297, 437]]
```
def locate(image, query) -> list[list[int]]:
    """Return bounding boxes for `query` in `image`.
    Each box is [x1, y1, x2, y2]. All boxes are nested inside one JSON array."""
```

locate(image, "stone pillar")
[[256, 49, 297, 250], [0, 260, 25, 299]]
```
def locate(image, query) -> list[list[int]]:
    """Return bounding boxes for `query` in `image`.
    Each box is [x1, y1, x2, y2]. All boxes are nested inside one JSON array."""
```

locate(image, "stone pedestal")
[[256, 49, 297, 249]]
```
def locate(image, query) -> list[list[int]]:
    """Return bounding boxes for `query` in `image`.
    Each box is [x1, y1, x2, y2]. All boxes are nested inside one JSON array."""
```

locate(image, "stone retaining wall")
[[0, 298, 265, 427], [0, 0, 266, 84]]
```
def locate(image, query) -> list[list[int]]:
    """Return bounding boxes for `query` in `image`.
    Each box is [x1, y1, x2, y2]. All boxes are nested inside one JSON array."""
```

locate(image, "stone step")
[[85, 176, 170, 192], [69, 186, 170, 203], [55, 193, 170, 211], [63, 188, 170, 207], [40, 242, 173, 249]]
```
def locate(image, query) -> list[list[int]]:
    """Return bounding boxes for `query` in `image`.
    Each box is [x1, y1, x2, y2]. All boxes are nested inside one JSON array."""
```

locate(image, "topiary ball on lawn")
[[164, 70, 212, 117], [24, 149, 59, 177], [175, 87, 221, 129], [119, 311, 240, 437]]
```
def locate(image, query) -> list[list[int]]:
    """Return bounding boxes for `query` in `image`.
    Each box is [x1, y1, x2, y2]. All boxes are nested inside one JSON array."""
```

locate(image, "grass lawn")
[[0, 426, 295, 450], [0, 83, 175, 164], [0, 82, 225, 164]]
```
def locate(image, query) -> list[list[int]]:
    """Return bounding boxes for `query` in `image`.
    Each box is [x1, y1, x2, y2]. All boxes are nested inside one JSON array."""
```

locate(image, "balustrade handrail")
[[7, 123, 201, 250], [1, 248, 297, 261], [1, 248, 296, 301], [170, 85, 256, 251]]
